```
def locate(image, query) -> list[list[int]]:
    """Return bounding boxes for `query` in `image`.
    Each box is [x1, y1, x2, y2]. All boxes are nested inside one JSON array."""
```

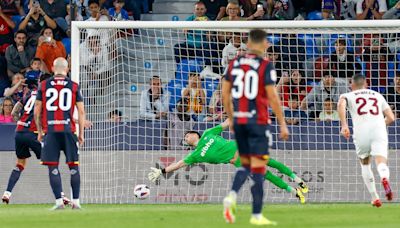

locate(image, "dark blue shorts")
[[41, 132, 79, 166], [233, 124, 272, 158], [15, 132, 41, 159]]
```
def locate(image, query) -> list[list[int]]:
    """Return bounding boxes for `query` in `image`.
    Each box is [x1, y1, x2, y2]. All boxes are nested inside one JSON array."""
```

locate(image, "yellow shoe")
[[296, 188, 306, 204], [299, 182, 309, 193], [249, 215, 277, 226], [223, 194, 236, 224]]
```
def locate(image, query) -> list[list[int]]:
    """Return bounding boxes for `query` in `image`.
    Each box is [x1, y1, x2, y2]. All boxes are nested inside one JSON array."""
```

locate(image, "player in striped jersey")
[[2, 74, 70, 205], [34, 58, 86, 210]]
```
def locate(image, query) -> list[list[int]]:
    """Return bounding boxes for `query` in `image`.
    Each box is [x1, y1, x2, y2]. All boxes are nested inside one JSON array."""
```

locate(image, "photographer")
[[35, 27, 66, 73]]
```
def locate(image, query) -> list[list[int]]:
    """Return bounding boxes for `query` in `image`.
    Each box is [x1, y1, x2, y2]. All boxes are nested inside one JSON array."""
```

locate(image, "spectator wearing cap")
[[140, 76, 169, 120], [5, 30, 36, 78]]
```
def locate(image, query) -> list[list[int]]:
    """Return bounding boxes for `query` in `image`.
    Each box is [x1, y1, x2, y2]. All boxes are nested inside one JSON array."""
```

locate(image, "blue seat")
[[297, 34, 319, 59], [11, 15, 22, 32], [324, 34, 354, 54], [175, 59, 203, 82], [61, 38, 71, 55], [167, 79, 185, 111], [267, 34, 281, 45], [307, 11, 323, 20], [202, 78, 219, 105]]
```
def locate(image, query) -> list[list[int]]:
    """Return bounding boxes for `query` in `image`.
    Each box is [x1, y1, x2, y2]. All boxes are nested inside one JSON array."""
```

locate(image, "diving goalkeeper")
[[148, 119, 308, 203]]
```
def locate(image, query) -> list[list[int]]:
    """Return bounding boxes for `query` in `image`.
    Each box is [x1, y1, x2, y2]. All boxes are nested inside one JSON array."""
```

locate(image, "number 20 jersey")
[[225, 53, 277, 125], [340, 89, 390, 137], [36, 76, 83, 133]]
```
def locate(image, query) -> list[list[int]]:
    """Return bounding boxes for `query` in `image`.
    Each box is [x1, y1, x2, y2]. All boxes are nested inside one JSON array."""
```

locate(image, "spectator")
[[0, 0, 25, 16], [181, 73, 207, 121], [386, 73, 400, 118], [284, 95, 307, 125], [362, 33, 394, 90], [318, 97, 339, 122], [220, 1, 244, 20], [321, 0, 357, 20], [65, 3, 84, 27], [301, 72, 349, 118], [321, 0, 336, 19], [108, 0, 129, 21], [292, 0, 321, 17], [3, 73, 27, 103], [25, 57, 43, 80], [383, 0, 400, 19], [39, 0, 69, 37], [356, 0, 387, 19], [168, 97, 194, 150], [0, 57, 10, 98], [267, 46, 283, 78], [200, 0, 227, 20], [280, 34, 306, 68], [240, 0, 265, 20], [329, 38, 362, 79], [174, 2, 213, 64], [19, 1, 57, 44], [87, 0, 110, 22], [108, 109, 122, 122], [0, 6, 16, 56], [5, 30, 36, 78], [205, 83, 224, 122], [0, 97, 14, 123], [139, 76, 169, 120], [265, 0, 295, 20], [35, 27, 67, 73], [277, 69, 312, 108], [221, 32, 246, 69]]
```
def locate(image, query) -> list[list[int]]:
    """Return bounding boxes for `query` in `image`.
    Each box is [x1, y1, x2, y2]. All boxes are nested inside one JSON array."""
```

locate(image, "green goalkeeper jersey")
[[183, 125, 240, 167]]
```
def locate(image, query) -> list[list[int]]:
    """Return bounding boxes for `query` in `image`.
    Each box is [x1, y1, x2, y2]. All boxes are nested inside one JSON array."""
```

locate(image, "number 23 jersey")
[[340, 89, 390, 137], [224, 53, 277, 125], [36, 76, 83, 133]]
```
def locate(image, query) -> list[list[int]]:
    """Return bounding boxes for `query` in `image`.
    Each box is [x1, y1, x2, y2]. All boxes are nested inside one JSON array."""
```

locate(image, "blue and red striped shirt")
[[225, 53, 277, 125], [16, 89, 38, 132], [36, 76, 83, 133]]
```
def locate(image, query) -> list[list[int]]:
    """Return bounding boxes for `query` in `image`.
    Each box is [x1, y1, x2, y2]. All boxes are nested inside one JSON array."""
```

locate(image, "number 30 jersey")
[[36, 76, 83, 133], [340, 89, 390, 136], [16, 90, 38, 132], [224, 53, 277, 125]]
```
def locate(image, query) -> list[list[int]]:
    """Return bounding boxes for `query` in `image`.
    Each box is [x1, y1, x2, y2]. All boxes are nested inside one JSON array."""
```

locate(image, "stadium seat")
[[297, 34, 319, 59], [62, 38, 71, 55], [324, 34, 354, 54], [307, 11, 323, 20], [202, 78, 220, 105], [167, 79, 185, 111], [11, 15, 22, 32], [267, 34, 281, 45], [175, 59, 204, 82]]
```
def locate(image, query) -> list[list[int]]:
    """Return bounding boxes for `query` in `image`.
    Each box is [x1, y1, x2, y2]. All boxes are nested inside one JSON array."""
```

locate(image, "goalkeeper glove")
[[148, 167, 162, 182]]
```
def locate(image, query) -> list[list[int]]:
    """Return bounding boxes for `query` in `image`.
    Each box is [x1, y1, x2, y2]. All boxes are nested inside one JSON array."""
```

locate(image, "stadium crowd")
[[1, 0, 400, 127]]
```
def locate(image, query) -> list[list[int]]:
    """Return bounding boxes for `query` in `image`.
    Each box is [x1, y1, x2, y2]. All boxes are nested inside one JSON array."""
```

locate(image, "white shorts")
[[353, 132, 388, 159]]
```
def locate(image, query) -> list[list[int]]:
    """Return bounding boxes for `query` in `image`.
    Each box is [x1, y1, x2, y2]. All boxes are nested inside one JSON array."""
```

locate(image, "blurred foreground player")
[[2, 73, 70, 205], [34, 58, 86, 210], [222, 29, 289, 225], [338, 74, 395, 207]]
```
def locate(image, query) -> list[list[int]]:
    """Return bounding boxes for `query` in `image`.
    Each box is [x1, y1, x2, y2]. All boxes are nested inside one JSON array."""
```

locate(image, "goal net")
[[71, 20, 400, 204]]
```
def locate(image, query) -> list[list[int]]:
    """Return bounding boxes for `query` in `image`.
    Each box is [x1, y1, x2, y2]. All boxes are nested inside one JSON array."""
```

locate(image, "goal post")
[[71, 20, 400, 204]]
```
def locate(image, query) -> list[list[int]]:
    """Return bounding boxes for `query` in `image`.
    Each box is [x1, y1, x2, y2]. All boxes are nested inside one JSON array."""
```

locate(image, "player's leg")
[[267, 158, 308, 193], [359, 156, 381, 207], [371, 140, 392, 201], [64, 133, 81, 209], [41, 133, 64, 209], [223, 125, 249, 223], [2, 133, 31, 204], [264, 171, 305, 204]]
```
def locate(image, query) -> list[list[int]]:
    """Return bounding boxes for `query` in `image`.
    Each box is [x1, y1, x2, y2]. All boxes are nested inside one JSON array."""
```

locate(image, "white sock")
[[73, 199, 80, 205], [3, 191, 12, 197], [228, 191, 237, 201], [252, 213, 262, 219], [55, 198, 64, 206], [61, 192, 65, 197], [361, 164, 379, 201], [293, 176, 302, 184], [377, 163, 390, 180]]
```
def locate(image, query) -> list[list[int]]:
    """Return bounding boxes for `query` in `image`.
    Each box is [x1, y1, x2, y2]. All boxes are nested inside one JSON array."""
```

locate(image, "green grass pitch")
[[1, 204, 399, 228]]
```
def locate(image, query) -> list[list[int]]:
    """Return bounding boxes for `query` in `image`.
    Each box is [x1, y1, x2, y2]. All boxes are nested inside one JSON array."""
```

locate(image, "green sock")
[[265, 170, 291, 192], [268, 158, 295, 178]]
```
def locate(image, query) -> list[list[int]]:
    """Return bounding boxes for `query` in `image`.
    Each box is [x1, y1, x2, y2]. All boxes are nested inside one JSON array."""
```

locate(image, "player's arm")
[[34, 100, 43, 140], [76, 101, 86, 146], [337, 96, 350, 139], [148, 160, 187, 182], [222, 79, 233, 128], [11, 101, 23, 122], [383, 107, 395, 126], [220, 118, 230, 130]]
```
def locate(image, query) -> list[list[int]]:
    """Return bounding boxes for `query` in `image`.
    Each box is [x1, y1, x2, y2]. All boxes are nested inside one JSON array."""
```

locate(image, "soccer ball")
[[134, 184, 150, 200]]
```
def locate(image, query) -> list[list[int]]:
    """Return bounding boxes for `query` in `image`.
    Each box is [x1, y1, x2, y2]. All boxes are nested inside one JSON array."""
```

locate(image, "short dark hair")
[[14, 30, 27, 38], [335, 38, 346, 46], [40, 26, 53, 36], [88, 0, 99, 6], [324, 97, 333, 103], [109, 109, 122, 118], [249, 29, 267, 44], [30, 57, 42, 65], [184, 130, 201, 139], [40, 73, 52, 82], [150, 75, 161, 84], [352, 73, 366, 86]]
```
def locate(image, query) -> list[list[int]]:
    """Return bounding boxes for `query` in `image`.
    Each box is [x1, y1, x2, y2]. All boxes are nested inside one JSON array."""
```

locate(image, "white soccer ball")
[[134, 184, 150, 200]]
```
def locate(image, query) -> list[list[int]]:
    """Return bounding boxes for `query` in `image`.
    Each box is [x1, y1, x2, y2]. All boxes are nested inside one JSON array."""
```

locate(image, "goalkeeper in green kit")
[[148, 119, 308, 203]]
